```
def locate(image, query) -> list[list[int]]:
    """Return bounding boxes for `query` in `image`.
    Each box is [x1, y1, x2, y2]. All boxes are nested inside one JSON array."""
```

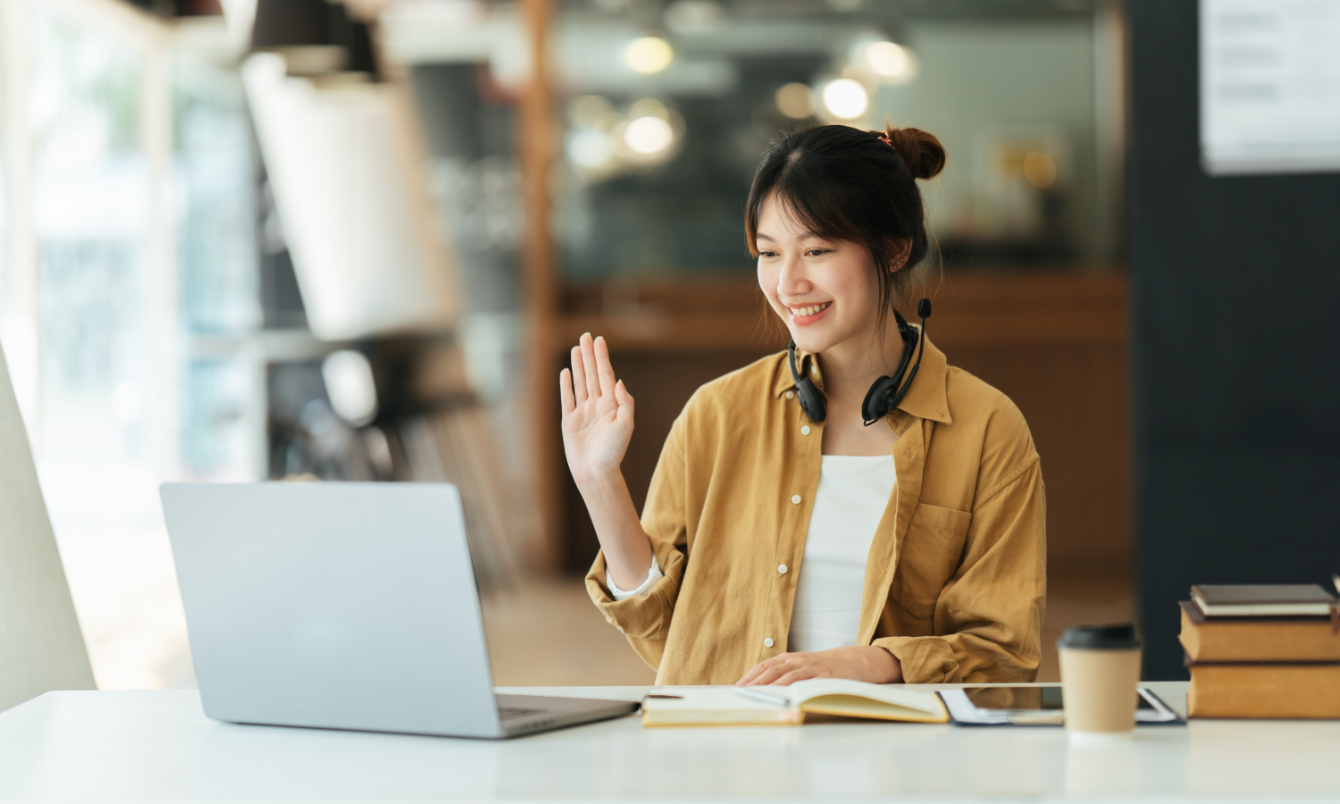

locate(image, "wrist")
[[574, 466, 626, 498], [875, 647, 904, 683]]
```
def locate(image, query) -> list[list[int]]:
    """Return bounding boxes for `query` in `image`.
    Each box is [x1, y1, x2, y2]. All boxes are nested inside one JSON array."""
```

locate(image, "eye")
[[805, 248, 830, 257], [757, 250, 779, 258]]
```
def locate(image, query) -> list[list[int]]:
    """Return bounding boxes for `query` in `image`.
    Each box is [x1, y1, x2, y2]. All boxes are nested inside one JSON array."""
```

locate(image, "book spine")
[[1188, 663, 1340, 719], [1178, 614, 1340, 663]]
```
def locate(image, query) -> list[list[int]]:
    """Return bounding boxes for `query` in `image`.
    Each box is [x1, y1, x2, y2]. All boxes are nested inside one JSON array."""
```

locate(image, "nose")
[[776, 251, 811, 299]]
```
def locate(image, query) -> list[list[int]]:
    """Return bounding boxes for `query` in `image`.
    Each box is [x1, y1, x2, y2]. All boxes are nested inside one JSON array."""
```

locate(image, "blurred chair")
[[0, 345, 95, 712]]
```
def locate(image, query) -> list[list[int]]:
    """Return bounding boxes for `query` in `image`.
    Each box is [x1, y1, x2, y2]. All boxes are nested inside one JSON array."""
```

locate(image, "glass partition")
[[550, 2, 1122, 281]]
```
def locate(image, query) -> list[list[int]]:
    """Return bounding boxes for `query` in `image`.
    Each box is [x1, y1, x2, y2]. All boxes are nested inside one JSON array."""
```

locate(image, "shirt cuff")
[[606, 553, 663, 600]]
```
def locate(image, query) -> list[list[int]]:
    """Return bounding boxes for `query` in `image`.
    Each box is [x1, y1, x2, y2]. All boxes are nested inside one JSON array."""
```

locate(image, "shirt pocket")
[[890, 503, 972, 620]]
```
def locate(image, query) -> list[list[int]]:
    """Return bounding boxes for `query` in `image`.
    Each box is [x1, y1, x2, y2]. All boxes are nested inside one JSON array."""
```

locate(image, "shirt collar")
[[773, 329, 952, 425]]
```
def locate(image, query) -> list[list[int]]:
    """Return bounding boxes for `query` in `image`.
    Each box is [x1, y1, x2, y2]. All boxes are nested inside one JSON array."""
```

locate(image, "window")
[[0, 0, 258, 689]]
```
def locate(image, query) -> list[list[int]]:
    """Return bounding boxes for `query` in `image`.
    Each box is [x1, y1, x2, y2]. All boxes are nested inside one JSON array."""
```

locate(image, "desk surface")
[[1, 683, 1337, 802]]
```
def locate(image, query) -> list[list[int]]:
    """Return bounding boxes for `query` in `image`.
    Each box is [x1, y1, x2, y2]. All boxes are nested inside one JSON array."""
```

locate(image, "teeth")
[[792, 302, 830, 317]]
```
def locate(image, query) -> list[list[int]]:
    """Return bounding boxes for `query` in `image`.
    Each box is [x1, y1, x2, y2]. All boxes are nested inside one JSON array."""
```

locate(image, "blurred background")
[[1, 0, 1334, 689]]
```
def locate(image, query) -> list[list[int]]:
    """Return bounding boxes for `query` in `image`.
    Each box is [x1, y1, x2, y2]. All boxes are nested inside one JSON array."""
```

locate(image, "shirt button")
[[801, 425, 811, 435], [764, 638, 774, 648], [790, 494, 801, 504], [785, 390, 795, 400], [778, 564, 788, 574]]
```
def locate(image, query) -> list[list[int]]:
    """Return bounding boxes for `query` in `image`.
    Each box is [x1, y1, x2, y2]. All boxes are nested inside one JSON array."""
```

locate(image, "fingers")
[[745, 666, 787, 687], [580, 333, 601, 404], [736, 655, 788, 687], [741, 655, 825, 687], [559, 368, 575, 414], [571, 333, 621, 409], [570, 346, 588, 404], [735, 659, 769, 687], [772, 668, 820, 686], [594, 335, 617, 399]]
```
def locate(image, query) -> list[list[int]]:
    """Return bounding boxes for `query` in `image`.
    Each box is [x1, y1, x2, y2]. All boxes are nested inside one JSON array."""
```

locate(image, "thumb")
[[615, 380, 635, 422]]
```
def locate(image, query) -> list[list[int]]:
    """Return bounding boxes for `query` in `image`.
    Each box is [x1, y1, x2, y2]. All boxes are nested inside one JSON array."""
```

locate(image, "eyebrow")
[[755, 231, 823, 243]]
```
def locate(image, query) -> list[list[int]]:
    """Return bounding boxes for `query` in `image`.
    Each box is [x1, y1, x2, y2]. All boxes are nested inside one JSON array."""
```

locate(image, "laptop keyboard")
[[498, 706, 546, 721]]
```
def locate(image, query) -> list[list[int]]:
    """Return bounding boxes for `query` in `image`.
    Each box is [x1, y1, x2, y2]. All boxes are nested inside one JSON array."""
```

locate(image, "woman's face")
[[755, 195, 883, 356]]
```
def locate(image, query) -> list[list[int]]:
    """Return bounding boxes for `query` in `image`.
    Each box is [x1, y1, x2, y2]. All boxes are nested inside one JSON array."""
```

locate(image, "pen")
[[734, 687, 791, 707]]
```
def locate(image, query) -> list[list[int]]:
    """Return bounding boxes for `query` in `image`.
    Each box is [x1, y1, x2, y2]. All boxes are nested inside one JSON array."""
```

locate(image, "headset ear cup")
[[796, 378, 827, 423], [861, 375, 899, 423]]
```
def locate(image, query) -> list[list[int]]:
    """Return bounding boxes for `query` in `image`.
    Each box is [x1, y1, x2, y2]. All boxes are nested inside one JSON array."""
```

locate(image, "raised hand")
[[560, 333, 635, 489]]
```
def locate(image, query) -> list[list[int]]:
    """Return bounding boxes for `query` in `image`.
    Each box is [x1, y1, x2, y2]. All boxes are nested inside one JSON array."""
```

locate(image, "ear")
[[887, 238, 914, 272]]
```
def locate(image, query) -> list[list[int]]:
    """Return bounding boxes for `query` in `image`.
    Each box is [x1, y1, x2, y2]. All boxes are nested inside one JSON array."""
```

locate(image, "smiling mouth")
[[789, 302, 832, 317]]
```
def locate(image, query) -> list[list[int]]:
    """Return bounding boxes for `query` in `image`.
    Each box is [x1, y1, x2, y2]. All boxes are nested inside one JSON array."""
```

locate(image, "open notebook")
[[641, 680, 950, 727]]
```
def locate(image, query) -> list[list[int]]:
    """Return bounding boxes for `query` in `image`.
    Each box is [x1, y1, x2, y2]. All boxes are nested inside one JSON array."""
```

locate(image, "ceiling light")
[[624, 116, 675, 155], [775, 83, 812, 119], [821, 79, 868, 119], [864, 41, 914, 81], [250, 0, 380, 80], [625, 36, 674, 74]]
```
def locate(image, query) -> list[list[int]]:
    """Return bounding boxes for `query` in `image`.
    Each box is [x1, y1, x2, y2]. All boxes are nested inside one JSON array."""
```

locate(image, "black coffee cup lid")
[[1057, 623, 1142, 650]]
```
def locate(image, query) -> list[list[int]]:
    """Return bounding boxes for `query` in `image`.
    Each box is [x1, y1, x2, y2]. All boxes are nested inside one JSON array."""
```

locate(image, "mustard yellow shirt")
[[585, 337, 1046, 685]]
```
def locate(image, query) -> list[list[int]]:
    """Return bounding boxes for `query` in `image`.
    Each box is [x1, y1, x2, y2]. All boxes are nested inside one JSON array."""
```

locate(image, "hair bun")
[[880, 125, 946, 181]]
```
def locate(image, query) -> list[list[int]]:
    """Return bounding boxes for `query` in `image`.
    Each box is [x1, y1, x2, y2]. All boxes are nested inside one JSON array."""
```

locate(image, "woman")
[[560, 124, 1045, 686]]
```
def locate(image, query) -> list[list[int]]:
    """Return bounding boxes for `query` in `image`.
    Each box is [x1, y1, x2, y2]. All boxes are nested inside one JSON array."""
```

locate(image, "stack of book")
[[1180, 584, 1340, 718]]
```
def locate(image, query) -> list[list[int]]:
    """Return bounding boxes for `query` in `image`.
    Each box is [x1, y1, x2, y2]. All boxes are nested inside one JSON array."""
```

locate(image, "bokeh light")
[[821, 78, 869, 119], [625, 36, 674, 74], [864, 41, 916, 82], [624, 115, 674, 155], [775, 82, 813, 119]]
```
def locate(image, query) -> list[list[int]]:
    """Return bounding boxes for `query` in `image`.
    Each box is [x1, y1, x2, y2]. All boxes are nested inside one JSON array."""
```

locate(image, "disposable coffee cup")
[[1057, 623, 1142, 740]]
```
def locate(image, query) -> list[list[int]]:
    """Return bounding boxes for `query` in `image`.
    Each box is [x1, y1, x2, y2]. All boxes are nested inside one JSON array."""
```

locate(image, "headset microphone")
[[788, 339, 827, 423], [787, 298, 933, 425]]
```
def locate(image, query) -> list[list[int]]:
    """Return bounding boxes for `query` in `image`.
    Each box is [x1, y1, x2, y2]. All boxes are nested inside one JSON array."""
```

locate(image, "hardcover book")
[[1179, 601, 1340, 662], [1188, 663, 1340, 719], [1190, 584, 1337, 618]]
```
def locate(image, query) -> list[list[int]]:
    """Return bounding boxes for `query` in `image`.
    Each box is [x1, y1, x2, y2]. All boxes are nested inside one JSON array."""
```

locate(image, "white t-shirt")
[[607, 454, 897, 657], [786, 454, 895, 652]]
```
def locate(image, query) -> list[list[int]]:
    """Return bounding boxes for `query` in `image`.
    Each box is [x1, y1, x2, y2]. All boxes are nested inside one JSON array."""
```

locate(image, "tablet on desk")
[[939, 685, 1184, 726]]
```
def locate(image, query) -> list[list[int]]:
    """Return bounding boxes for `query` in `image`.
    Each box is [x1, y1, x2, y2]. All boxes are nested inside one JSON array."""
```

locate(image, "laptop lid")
[[161, 482, 503, 738]]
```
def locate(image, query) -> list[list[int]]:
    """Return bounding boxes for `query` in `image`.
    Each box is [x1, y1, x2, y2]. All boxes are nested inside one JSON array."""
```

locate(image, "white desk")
[[1, 683, 1336, 802]]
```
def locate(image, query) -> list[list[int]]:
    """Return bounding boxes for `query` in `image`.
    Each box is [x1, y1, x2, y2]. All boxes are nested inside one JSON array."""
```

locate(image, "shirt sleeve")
[[585, 413, 691, 672], [606, 553, 663, 600], [873, 455, 1046, 684]]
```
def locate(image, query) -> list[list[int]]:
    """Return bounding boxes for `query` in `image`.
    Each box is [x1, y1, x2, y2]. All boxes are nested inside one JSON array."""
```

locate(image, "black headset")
[[787, 298, 932, 426]]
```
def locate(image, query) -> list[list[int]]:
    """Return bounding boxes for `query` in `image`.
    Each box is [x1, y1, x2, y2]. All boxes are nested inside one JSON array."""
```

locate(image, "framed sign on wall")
[[1200, 0, 1340, 175]]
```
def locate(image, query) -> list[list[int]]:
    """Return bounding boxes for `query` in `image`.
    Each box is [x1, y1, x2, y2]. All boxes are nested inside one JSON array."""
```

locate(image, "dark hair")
[[745, 124, 946, 330]]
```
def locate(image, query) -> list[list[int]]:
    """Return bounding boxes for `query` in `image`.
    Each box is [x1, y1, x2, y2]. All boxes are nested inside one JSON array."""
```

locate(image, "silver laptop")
[[160, 482, 638, 739]]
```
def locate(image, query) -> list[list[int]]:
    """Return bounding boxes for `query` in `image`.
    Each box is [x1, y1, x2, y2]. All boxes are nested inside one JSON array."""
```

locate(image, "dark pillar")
[[1128, 0, 1340, 679]]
